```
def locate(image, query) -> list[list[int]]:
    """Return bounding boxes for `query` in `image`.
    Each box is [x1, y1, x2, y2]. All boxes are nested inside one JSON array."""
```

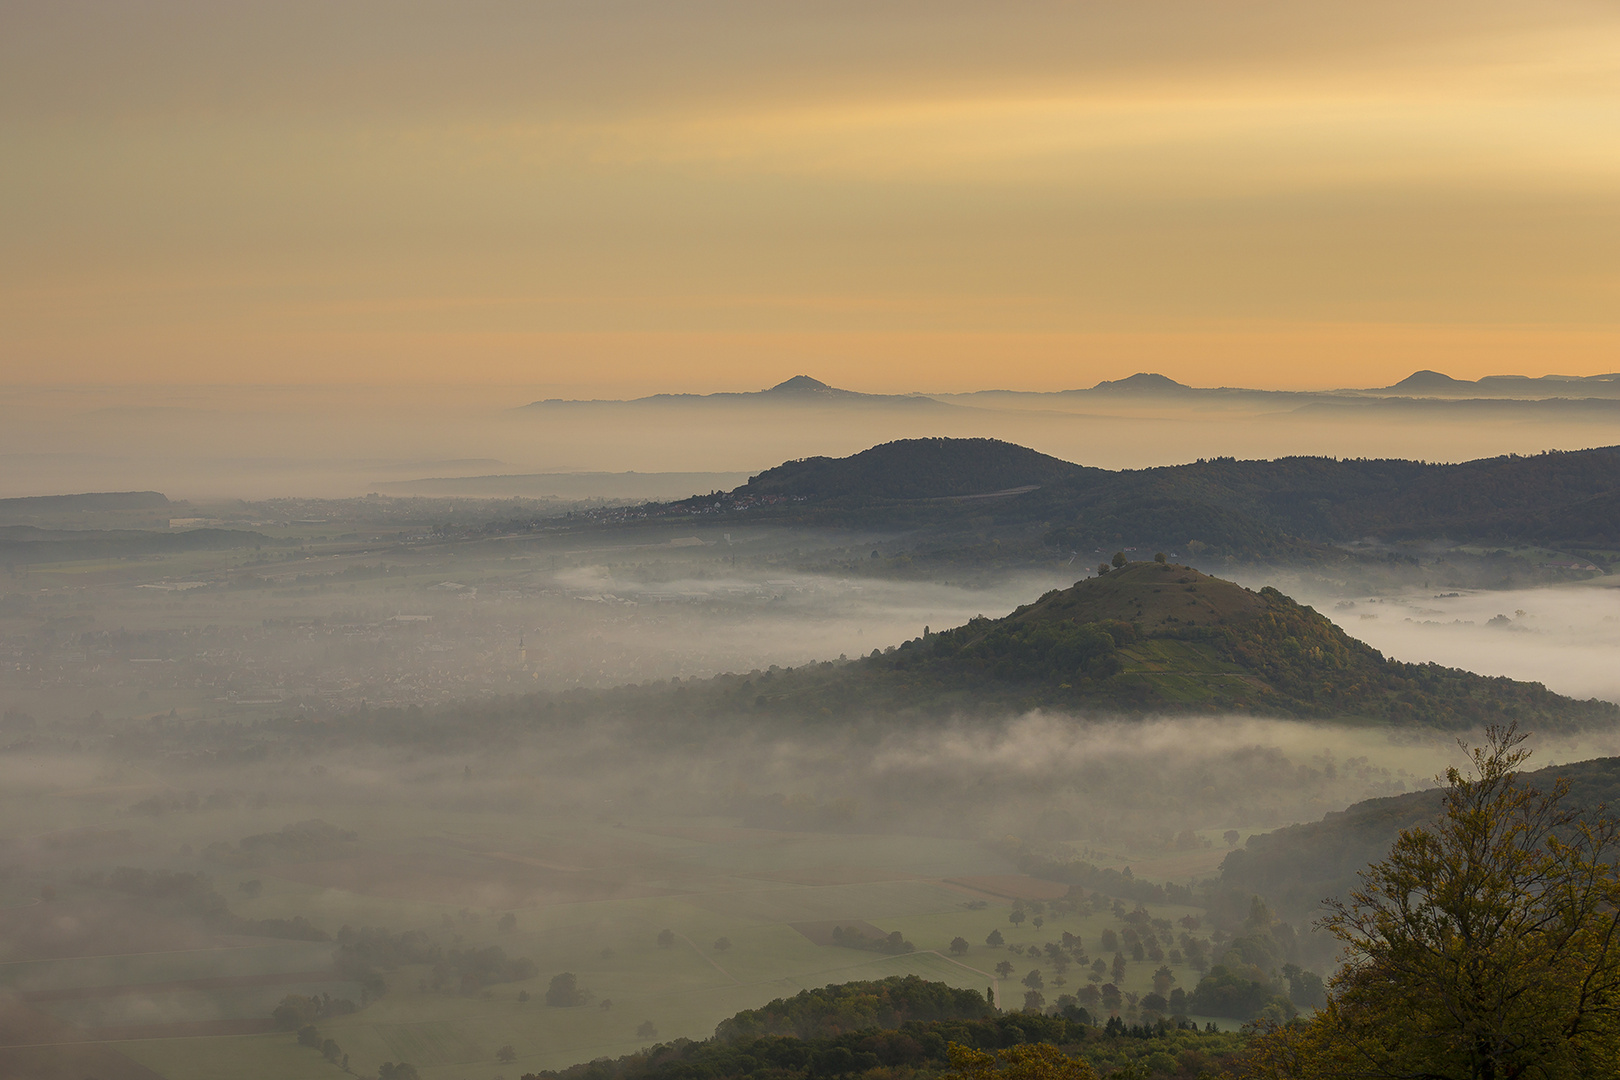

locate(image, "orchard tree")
[[950, 936, 970, 955], [986, 929, 1005, 947]]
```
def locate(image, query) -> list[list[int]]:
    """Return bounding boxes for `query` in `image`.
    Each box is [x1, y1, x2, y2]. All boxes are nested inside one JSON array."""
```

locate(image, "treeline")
[[714, 977, 993, 1040], [81, 866, 329, 940], [332, 925, 538, 998]]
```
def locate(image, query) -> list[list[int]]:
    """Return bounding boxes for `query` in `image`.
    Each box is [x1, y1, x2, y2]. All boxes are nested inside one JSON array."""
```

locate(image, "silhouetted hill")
[[661, 440, 1620, 558], [1387, 369, 1469, 392], [525, 376, 950, 408], [1089, 372, 1195, 395], [733, 438, 1091, 501], [0, 491, 168, 515], [1221, 755, 1620, 925], [1380, 369, 1620, 398]]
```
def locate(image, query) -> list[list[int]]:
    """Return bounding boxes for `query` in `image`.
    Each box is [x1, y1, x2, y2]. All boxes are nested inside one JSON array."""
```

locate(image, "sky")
[[3, 1, 1620, 397]]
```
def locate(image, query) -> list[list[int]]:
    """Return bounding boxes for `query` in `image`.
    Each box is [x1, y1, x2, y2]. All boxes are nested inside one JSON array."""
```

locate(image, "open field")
[[0, 795, 1240, 1078]]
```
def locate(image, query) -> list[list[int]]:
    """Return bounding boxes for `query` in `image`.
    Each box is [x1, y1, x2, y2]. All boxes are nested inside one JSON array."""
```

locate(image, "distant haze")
[[4, 1, 1619, 393], [5, 378, 1620, 499]]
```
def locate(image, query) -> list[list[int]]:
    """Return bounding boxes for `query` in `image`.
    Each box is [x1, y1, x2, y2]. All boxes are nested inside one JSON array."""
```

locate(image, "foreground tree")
[[1245, 724, 1620, 1080]]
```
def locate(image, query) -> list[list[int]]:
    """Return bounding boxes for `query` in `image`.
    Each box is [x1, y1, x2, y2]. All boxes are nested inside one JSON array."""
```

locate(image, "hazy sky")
[[4, 1, 1619, 396]]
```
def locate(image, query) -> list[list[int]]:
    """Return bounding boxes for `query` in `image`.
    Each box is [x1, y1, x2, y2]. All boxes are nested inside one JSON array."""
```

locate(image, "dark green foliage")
[[1186, 965, 1294, 1020], [524, 993, 1247, 1080], [715, 977, 994, 1040]]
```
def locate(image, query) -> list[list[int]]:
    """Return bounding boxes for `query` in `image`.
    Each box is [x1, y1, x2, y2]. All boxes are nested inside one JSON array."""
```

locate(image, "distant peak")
[[1390, 369, 1470, 390], [767, 375, 835, 393], [1089, 372, 1191, 393]]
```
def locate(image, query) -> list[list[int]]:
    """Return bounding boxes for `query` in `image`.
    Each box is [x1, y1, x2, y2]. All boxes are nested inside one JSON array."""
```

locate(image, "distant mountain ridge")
[[525, 375, 949, 408], [661, 438, 1620, 556], [523, 369, 1620, 416]]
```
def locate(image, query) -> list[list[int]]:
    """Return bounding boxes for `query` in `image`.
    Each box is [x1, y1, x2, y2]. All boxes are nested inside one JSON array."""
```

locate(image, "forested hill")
[[719, 438, 1093, 501], [518, 561, 1616, 729], [1220, 755, 1620, 925], [663, 440, 1620, 557]]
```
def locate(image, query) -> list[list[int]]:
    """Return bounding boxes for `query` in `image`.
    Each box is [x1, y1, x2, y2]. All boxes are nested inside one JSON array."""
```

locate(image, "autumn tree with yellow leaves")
[[1243, 725, 1620, 1080]]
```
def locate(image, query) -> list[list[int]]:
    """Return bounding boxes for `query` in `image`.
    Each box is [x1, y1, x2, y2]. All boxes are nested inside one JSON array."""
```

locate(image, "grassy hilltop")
[[516, 560, 1616, 730]]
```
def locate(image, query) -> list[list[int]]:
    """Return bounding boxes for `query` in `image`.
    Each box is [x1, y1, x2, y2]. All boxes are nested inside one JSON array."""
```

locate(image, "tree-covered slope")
[[723, 561, 1616, 726], [1219, 754, 1620, 925], [521, 976, 1250, 1080], [654, 439, 1620, 558]]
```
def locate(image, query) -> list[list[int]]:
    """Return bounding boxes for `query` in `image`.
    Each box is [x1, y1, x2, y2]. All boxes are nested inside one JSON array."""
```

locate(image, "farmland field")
[[1, 794, 1237, 1078]]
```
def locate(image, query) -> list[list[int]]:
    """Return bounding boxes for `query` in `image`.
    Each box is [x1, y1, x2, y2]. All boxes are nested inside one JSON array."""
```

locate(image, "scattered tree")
[[636, 1020, 658, 1040], [1111, 551, 1127, 568], [1009, 910, 1026, 926], [713, 936, 731, 952], [496, 1045, 517, 1064], [1023, 969, 1044, 990], [950, 936, 970, 955], [985, 929, 1004, 947], [1023, 989, 1046, 1013], [544, 972, 586, 1007], [656, 929, 675, 948], [1223, 829, 1240, 849], [996, 960, 1015, 978]]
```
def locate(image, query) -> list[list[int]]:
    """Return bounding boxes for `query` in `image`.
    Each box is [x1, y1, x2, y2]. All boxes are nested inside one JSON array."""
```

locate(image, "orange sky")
[[3, 1, 1618, 395]]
